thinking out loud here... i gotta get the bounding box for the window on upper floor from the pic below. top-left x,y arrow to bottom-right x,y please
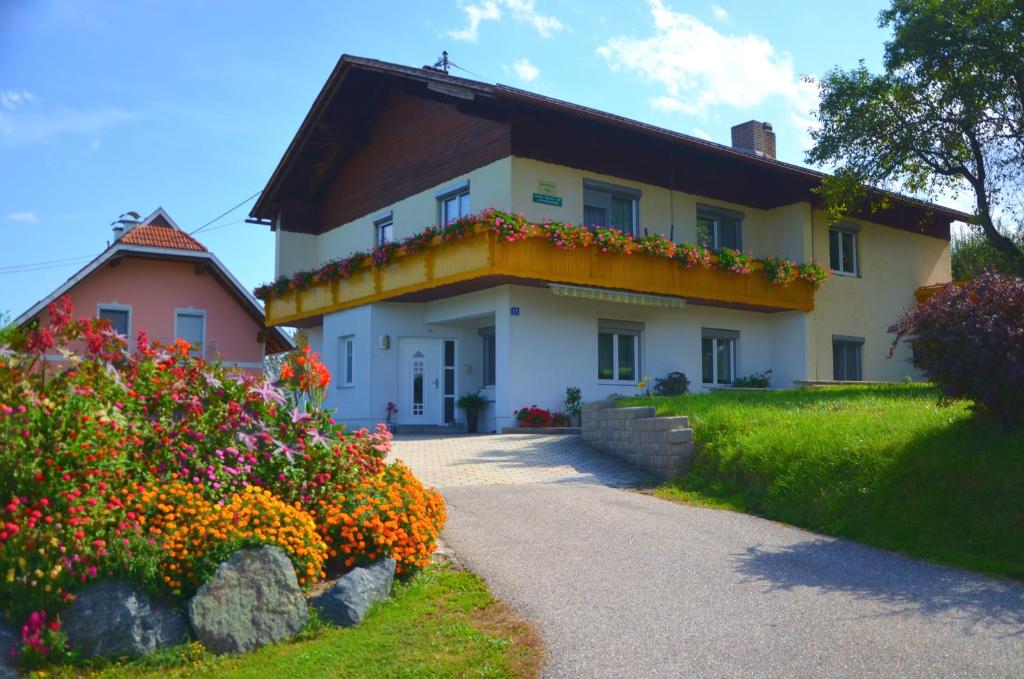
479,326 -> 496,387
438,182 -> 471,225
696,205 -> 743,250
598,319 -> 642,383
97,304 -> 130,337
583,179 -> 640,236
832,336 -> 863,381
338,335 -> 354,387
374,213 -> 393,247
702,328 -> 738,385
829,223 -> 859,276
175,309 -> 206,358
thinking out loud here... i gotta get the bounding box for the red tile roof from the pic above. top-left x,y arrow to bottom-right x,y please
120,222 -> 207,252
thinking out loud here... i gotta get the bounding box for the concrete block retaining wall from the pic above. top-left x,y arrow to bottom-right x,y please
580,400 -> 694,479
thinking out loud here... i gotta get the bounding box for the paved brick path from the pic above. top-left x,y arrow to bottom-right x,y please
390,433 -> 648,489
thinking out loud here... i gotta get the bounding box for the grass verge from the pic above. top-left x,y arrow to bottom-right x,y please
40,565 -> 543,679
622,384 -> 1024,579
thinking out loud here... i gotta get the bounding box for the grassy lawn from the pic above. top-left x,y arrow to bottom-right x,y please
622,384 -> 1024,579
40,565 -> 543,679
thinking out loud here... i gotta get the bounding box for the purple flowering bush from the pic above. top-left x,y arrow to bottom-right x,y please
889,271 -> 1024,426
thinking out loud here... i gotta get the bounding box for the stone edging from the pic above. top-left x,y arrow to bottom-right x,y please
580,400 -> 693,478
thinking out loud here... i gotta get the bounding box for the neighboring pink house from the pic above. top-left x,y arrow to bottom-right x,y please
16,208 -> 293,372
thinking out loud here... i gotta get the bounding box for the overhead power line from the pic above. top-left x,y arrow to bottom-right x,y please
190,190 -> 262,235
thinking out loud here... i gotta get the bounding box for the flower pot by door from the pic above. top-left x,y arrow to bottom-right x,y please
466,410 -> 479,434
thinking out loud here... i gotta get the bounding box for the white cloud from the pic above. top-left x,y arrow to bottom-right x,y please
449,0 -> 564,42
510,57 -> 540,82
8,211 -> 39,224
598,0 -> 818,131
710,4 -> 729,22
0,100 -> 135,147
1,90 -> 37,111
692,127 -> 712,140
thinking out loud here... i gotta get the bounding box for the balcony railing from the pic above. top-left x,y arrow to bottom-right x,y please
264,230 -> 817,326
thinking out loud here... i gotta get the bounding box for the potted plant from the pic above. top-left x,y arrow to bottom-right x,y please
456,391 -> 489,434
385,401 -> 398,432
564,386 -> 582,426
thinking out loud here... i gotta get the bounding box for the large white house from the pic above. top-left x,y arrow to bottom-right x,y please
250,55 -> 964,432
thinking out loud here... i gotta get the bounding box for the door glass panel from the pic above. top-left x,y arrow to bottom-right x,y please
584,205 -> 608,227
610,196 -> 634,234
702,338 -> 714,383
696,217 -> 716,247
717,339 -> 733,384
412,350 -> 425,416
617,334 -> 636,382
598,333 -> 614,379
443,340 -> 456,424
719,218 -> 741,249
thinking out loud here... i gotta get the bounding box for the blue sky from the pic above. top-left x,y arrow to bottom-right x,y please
1,0 -> 906,317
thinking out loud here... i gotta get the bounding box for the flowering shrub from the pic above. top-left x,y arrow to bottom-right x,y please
136,483 -> 328,595
674,242 -> 713,269
254,209 -> 829,301
0,299 -> 444,665
889,271 -> 1024,426
762,257 -> 798,286
316,462 -> 446,574
716,248 -> 754,275
544,221 -> 593,250
513,405 -> 570,427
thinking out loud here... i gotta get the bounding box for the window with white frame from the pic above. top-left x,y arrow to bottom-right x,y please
338,336 -> 354,387
702,328 -> 738,385
832,335 -> 863,381
438,182 -> 470,225
479,327 -> 496,387
97,304 -> 130,337
374,213 -> 393,247
829,223 -> 859,275
583,179 -> 640,235
696,205 -> 743,250
175,310 -> 205,358
598,319 -> 642,382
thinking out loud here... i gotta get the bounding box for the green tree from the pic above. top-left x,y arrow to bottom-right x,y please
952,229 -> 1024,280
807,0 -> 1024,274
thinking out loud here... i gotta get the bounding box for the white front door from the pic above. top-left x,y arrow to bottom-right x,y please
399,339 -> 440,425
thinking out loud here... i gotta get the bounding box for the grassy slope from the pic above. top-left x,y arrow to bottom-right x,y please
622,385 -> 1024,579
44,566 -> 543,679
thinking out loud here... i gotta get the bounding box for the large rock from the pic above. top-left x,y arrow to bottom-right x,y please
188,545 -> 308,654
310,558 -> 396,627
62,581 -> 190,659
0,623 -> 18,679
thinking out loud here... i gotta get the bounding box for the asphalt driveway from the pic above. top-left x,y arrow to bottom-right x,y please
392,434 -> 1024,678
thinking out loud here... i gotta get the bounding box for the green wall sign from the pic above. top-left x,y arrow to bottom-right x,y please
532,193 -> 563,207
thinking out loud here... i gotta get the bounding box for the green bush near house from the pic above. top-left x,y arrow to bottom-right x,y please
621,385 -> 1024,579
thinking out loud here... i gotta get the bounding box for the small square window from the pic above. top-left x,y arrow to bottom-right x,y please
438,184 -> 470,225
97,306 -> 130,337
175,310 -> 205,358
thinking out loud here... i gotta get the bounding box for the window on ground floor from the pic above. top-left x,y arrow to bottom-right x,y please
832,335 -> 864,381
598,319 -> 642,382
175,309 -> 206,358
702,328 -> 738,385
338,335 -> 354,387
479,326 -> 496,387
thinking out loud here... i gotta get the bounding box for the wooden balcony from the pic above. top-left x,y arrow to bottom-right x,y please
265,230 -> 817,326
915,282 -> 961,304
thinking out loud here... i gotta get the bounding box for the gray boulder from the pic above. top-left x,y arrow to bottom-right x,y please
310,558 -> 396,627
0,623 -> 18,679
62,581 -> 190,659
188,545 -> 308,654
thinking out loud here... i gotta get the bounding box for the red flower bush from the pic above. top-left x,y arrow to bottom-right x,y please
0,298 -> 445,666
889,271 -> 1024,426
513,405 -> 571,427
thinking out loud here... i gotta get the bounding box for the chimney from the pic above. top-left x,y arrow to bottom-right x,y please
111,211 -> 141,241
731,120 -> 776,159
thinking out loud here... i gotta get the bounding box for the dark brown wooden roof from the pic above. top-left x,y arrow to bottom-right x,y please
251,55 -> 971,240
